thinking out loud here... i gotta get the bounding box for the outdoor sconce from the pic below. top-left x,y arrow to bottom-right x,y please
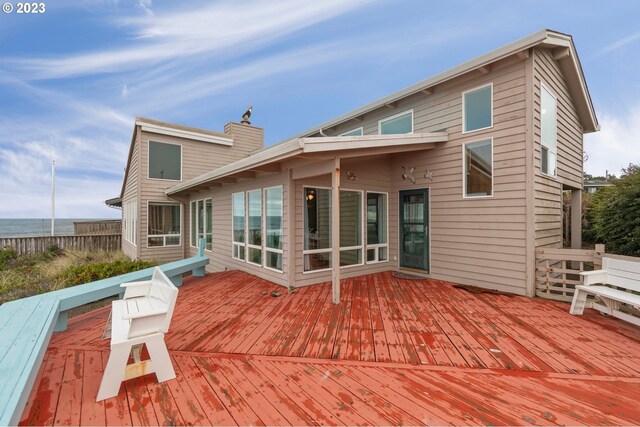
347,170 -> 357,181
401,166 -> 416,184
306,189 -> 315,201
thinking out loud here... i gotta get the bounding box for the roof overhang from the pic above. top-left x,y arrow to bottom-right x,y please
135,117 -> 233,146
277,29 -> 598,141
166,132 -> 447,196
105,197 -> 122,208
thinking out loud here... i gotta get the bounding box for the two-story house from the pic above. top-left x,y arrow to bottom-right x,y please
109,29 -> 598,301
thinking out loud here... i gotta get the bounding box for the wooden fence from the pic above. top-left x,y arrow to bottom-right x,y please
0,234 -> 121,255
74,220 -> 121,235
535,244 -> 605,302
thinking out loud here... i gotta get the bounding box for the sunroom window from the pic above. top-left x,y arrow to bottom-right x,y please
304,188 -> 332,271
541,84 -> 558,176
339,190 -> 363,266
463,84 -> 492,133
464,139 -> 493,197
379,110 -> 413,134
148,141 -> 181,180
123,200 -> 137,246
247,190 -> 262,266
148,202 -> 181,247
232,192 -> 245,260
265,186 -> 283,271
190,199 -> 212,250
366,192 -> 388,263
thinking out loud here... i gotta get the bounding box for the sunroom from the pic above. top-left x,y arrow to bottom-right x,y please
166,132 -> 448,302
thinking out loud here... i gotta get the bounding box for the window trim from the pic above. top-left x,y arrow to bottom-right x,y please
378,109 -> 414,135
246,189 -> 263,267
540,82 -> 558,179
302,186 -> 365,274
462,138 -> 494,199
365,191 -> 389,265
231,191 -> 246,262
147,140 -> 183,182
190,198 -> 212,252
340,126 -> 364,137
263,185 -> 284,274
146,200 -> 182,248
123,199 -> 137,247
461,82 -> 493,134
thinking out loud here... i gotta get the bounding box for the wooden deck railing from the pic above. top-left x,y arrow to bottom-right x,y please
0,240 -> 208,427
0,234 -> 121,255
535,244 -> 605,302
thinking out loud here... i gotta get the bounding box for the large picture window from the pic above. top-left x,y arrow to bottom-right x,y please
304,187 -> 332,271
190,199 -> 212,250
464,139 -> 493,198
247,190 -> 262,266
148,202 -> 181,247
340,190 -> 363,267
379,110 -> 413,135
541,84 -> 558,177
148,141 -> 181,180
123,200 -> 137,246
265,186 -> 283,272
366,192 -> 388,263
232,192 -> 245,260
463,83 -> 493,133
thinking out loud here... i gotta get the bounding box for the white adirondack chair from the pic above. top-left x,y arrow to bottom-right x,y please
97,267 -> 179,401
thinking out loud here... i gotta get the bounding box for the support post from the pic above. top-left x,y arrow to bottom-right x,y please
570,189 -> 582,249
331,157 -> 341,304
54,310 -> 68,332
287,169 -> 296,288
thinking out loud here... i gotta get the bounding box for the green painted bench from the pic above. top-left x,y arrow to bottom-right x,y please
0,241 -> 208,426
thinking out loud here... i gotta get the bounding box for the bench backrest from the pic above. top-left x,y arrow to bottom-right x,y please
602,257 -> 640,292
148,267 -> 179,333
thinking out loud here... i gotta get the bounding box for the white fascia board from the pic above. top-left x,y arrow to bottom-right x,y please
300,132 -> 448,153
137,121 -> 234,146
166,139 -> 303,195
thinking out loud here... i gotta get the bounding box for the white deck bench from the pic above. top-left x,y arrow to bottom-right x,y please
570,256 -> 640,326
97,267 -> 179,401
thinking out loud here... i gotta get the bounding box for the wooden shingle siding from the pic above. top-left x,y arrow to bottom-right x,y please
532,48 -> 584,250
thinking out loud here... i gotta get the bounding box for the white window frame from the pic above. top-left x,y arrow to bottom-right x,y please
462,138 -> 494,199
190,198 -> 212,251
365,191 -> 389,264
302,186 -> 365,274
340,126 -> 364,137
146,201 -> 182,248
246,189 -> 263,267
264,185 -> 284,273
540,82 -> 558,178
232,192 -> 246,261
147,140 -> 183,182
462,82 -> 493,134
123,199 -> 137,247
378,109 -> 414,135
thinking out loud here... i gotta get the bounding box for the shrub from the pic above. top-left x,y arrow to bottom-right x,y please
0,247 -> 17,271
59,259 -> 155,287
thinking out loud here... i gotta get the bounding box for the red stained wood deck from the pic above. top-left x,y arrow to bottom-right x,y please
20,270 -> 640,426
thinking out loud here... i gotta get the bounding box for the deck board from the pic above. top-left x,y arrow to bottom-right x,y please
19,270 -> 640,426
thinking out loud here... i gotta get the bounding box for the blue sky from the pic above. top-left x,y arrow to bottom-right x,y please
0,0 -> 638,218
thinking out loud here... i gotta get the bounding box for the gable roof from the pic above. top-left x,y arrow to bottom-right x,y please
276,28 -> 598,143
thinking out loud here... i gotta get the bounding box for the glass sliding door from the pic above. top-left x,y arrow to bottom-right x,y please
399,189 -> 429,271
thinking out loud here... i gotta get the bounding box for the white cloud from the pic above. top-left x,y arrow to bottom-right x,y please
593,30 -> 640,57
584,106 -> 640,177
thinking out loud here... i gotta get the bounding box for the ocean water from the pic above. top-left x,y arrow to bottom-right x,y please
0,219 -> 110,238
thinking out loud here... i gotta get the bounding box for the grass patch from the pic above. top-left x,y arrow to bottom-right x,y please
0,248 -> 156,304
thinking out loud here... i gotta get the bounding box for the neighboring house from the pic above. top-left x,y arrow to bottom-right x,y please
108,29 -> 598,299
584,179 -> 613,193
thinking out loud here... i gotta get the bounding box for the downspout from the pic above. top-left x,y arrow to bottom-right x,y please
318,128 -> 328,137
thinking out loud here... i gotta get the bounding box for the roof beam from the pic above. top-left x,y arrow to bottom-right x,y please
384,101 -> 397,109
248,163 -> 281,173
478,65 -> 491,75
516,49 -> 530,60
421,87 -> 433,95
552,47 -> 570,60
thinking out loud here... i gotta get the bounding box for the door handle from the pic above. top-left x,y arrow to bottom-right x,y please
424,226 -> 429,236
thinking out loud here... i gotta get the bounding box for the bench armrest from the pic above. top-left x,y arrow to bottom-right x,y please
120,280 -> 151,299
122,308 -> 168,320
580,270 -> 608,286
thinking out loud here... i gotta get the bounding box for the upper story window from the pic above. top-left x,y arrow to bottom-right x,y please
341,127 -> 363,136
463,83 -> 493,133
540,84 -> 558,177
379,110 -> 413,135
464,139 -> 493,198
148,141 -> 181,180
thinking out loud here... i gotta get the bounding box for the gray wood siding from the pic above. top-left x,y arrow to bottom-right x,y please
135,123 -> 263,263
121,130 -> 140,260
532,48 -> 584,250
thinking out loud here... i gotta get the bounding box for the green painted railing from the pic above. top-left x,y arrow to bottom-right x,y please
0,240 -> 208,427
